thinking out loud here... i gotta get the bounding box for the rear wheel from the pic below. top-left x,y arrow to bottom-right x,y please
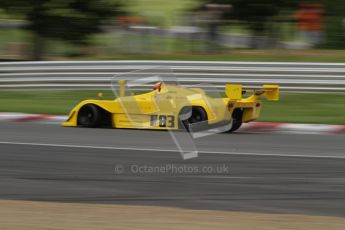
228,109 -> 243,132
77,104 -> 102,128
179,107 -> 207,131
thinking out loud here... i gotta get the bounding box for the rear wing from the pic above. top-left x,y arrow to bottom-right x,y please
225,84 -> 279,101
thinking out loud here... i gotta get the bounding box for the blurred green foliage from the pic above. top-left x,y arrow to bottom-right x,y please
0,0 -> 125,60
323,0 -> 345,49
126,0 -> 198,26
200,0 -> 345,49
198,0 -> 298,35
0,0 -> 344,60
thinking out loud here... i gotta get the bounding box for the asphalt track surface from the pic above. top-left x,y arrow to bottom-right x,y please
0,122 -> 345,217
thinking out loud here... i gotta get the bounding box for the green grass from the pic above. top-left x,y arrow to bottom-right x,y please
0,91 -> 344,124
0,90 -> 114,115
87,50 -> 345,62
260,93 -> 345,124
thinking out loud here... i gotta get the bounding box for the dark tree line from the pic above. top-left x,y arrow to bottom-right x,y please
0,0 -> 125,60
199,0 -> 297,34
198,0 -> 345,49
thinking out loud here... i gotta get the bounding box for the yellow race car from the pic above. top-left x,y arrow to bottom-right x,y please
63,81 -> 279,133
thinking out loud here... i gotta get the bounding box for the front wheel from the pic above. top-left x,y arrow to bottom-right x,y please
77,104 -> 102,128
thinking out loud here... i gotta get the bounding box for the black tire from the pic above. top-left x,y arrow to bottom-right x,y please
179,106 -> 207,131
228,109 -> 243,132
77,104 -> 102,128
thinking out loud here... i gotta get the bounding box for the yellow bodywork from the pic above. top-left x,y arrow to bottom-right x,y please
62,82 -> 279,130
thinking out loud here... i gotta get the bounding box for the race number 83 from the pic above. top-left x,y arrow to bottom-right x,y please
150,115 -> 175,127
